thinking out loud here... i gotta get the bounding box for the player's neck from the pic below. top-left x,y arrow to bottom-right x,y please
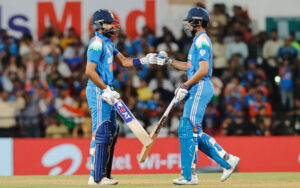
195,28 -> 206,36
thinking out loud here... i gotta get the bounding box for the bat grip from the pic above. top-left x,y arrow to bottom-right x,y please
163,97 -> 176,116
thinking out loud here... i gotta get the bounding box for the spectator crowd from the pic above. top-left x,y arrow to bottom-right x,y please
0,3 -> 299,138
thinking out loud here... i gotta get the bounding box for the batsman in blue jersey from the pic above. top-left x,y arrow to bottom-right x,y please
158,7 -> 240,185
85,9 -> 157,185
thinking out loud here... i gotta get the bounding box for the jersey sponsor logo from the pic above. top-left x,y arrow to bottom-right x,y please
108,56 -> 113,64
88,36 -> 102,52
114,101 -> 134,123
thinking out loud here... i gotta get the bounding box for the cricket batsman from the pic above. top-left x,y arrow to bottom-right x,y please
85,9 -> 156,185
157,7 -> 240,185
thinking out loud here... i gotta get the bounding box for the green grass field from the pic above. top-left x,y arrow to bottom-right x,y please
0,173 -> 300,188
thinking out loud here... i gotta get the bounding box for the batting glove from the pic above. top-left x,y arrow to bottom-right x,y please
174,83 -> 189,103
102,87 -> 120,105
140,53 -> 157,65
157,51 -> 173,66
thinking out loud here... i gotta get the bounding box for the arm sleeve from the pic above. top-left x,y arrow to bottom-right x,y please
195,36 -> 211,62
113,47 -> 119,56
87,37 -> 103,64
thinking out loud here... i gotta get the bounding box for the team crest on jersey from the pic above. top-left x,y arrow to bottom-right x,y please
88,36 -> 102,52
200,49 -> 206,56
195,34 -> 210,50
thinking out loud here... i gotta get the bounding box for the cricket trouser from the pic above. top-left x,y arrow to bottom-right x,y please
183,79 -> 213,126
86,86 -> 117,178
182,79 -> 231,170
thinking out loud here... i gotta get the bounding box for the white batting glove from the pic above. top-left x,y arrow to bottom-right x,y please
140,53 -> 157,65
102,87 -> 120,105
157,51 -> 173,66
174,84 -> 189,103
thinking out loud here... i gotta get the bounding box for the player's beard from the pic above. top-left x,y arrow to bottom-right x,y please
183,22 -> 198,37
103,24 -> 120,40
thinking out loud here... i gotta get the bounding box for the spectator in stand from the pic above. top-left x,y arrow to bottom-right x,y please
249,90 -> 272,117
208,4 -> 227,42
244,86 -> 257,107
279,58 -> 294,110
240,23 -> 252,44
248,35 -> 263,65
60,27 -> 79,50
19,33 -> 34,59
0,90 -> 25,137
276,38 -> 298,65
245,59 -> 258,82
0,36 -> 19,56
226,31 -> 248,61
262,29 -> 283,80
137,79 -> 153,101
212,35 -> 227,77
155,26 -> 176,47
225,110 -> 249,136
149,68 -> 174,93
230,5 -> 250,25
114,31 -> 134,56
133,25 -> 155,56
224,77 -> 247,102
221,54 -> 245,82
19,91 -> 42,137
252,106 -> 272,136
156,33 -> 179,55
290,32 -> 300,52
63,39 -> 84,69
45,119 -> 69,138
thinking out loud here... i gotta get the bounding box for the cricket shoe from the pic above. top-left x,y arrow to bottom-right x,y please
88,176 -> 118,185
173,176 -> 198,185
220,154 -> 240,182
88,176 -> 98,185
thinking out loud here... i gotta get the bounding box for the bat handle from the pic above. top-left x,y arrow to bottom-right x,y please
112,97 -> 119,105
163,97 -> 176,116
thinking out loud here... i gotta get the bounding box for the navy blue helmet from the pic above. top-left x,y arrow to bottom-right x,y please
91,9 -> 118,30
184,7 -> 210,23
91,9 -> 119,38
183,7 -> 209,36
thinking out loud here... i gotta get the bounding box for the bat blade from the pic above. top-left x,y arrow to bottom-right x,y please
139,98 -> 176,162
114,99 -> 152,146
139,115 -> 167,162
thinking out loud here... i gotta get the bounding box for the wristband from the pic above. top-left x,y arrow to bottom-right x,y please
180,83 -> 189,90
133,58 -> 142,67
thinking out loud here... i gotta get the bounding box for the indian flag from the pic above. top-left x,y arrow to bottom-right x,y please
57,103 -> 87,129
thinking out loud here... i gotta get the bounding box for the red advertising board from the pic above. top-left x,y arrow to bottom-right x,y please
13,137 -> 300,175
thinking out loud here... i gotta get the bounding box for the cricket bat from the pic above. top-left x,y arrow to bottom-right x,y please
113,98 -> 153,146
138,97 -> 176,162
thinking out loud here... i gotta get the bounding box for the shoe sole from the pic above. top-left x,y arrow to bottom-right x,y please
173,181 -> 198,185
221,157 -> 240,182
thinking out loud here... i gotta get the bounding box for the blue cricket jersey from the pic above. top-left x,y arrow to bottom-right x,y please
187,31 -> 213,86
86,32 -> 119,87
